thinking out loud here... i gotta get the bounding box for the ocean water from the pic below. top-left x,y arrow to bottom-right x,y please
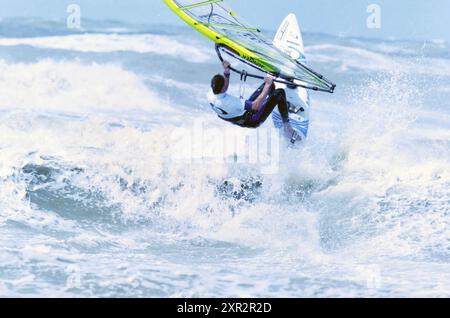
0,18 -> 449,297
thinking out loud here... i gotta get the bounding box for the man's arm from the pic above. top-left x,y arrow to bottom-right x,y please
250,75 -> 274,112
223,60 -> 231,92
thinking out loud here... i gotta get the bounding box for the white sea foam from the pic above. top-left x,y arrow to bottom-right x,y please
0,59 -> 175,114
307,43 -> 450,75
0,33 -> 210,63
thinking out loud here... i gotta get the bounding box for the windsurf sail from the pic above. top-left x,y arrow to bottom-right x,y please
163,0 -> 336,93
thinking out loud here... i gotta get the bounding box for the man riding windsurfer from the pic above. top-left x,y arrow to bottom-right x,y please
208,60 -> 298,140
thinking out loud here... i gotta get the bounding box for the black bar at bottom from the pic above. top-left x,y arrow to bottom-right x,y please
0,298 -> 440,316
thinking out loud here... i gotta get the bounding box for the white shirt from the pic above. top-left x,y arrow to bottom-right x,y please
207,91 -> 246,120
